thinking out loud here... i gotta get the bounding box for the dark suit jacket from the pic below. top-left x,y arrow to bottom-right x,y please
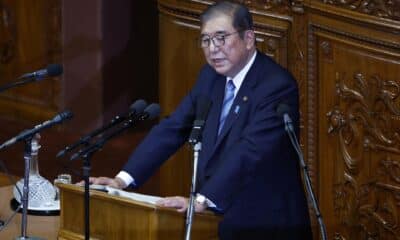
123,51 -> 312,239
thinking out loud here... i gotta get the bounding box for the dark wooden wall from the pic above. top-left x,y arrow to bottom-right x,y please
0,0 -> 159,194
157,0 -> 400,239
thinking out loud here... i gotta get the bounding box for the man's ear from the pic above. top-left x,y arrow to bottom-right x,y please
244,30 -> 256,49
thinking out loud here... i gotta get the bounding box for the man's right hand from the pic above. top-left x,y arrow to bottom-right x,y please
78,176 -> 127,189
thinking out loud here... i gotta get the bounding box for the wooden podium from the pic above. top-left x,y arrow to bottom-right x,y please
57,184 -> 221,240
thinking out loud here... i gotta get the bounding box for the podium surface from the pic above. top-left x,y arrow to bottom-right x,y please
58,184 -> 221,240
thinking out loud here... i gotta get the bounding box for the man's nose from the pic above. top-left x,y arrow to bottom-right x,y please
209,40 -> 220,52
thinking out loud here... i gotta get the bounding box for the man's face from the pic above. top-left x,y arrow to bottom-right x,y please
200,15 -> 254,78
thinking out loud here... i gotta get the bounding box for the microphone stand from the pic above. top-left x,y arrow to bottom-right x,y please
72,118 -> 137,240
283,118 -> 327,240
82,153 -> 93,240
0,78 -> 37,93
184,142 -> 201,240
15,137 -> 44,240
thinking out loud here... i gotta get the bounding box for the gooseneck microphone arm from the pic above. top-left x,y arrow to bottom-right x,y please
57,99 -> 147,158
185,96 -> 211,240
277,104 -> 327,240
70,103 -> 160,161
0,110 -> 73,151
0,78 -> 36,93
0,64 -> 63,93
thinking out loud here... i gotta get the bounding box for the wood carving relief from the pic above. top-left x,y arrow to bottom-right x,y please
237,0 -> 300,14
327,72 -> 400,239
0,2 -> 16,64
191,0 -> 304,14
322,0 -> 400,21
256,33 -> 287,64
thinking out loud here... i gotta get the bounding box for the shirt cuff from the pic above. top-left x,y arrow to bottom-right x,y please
196,193 -> 217,208
116,171 -> 136,187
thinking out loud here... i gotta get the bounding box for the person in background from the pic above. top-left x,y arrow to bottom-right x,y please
90,1 -> 312,239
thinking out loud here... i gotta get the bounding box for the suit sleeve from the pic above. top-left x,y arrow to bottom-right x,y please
122,65 -> 215,187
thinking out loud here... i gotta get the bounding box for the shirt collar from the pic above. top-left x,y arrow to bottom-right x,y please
227,51 -> 257,95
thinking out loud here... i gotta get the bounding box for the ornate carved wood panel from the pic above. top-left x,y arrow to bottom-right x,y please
308,12 -> 400,239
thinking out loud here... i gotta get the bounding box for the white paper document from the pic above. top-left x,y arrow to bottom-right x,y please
105,186 -> 162,205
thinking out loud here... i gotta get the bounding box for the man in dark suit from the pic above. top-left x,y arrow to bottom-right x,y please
91,1 -> 312,239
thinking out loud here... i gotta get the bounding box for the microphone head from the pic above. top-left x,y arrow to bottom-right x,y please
46,64 -> 63,77
276,103 -> 290,117
129,99 -> 147,115
143,103 -> 161,120
53,110 -> 73,123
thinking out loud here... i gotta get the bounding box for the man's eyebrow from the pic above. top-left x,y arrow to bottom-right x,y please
214,30 -> 227,35
200,30 -> 228,37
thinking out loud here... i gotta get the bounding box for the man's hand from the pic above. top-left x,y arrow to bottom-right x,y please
156,196 -> 207,213
77,176 -> 127,189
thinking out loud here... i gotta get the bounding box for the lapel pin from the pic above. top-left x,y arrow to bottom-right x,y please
234,105 -> 240,114
243,96 -> 248,102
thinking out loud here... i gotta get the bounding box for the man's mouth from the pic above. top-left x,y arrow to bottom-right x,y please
212,58 -> 225,66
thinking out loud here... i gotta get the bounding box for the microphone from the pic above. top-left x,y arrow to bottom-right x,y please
70,103 -> 161,161
18,64 -> 63,80
0,64 -> 63,93
138,103 -> 161,120
276,102 -> 328,240
0,110 -> 73,151
57,99 -> 147,158
188,96 -> 212,145
276,103 -> 294,132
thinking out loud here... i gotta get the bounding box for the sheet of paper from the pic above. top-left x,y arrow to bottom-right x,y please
105,186 -> 162,205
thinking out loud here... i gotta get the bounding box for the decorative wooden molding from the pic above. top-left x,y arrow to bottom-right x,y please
306,22 -> 319,192
311,23 -> 400,50
321,0 -> 400,22
320,40 -> 332,59
159,0 -> 303,23
215,0 -> 304,14
158,2 -> 202,22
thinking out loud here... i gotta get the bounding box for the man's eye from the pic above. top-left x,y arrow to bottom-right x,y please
214,35 -> 225,41
201,38 -> 211,43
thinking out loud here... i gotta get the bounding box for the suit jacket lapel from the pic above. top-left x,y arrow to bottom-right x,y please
198,74 -> 225,172
213,77 -> 251,148
199,51 -> 262,175
213,51 -> 261,149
